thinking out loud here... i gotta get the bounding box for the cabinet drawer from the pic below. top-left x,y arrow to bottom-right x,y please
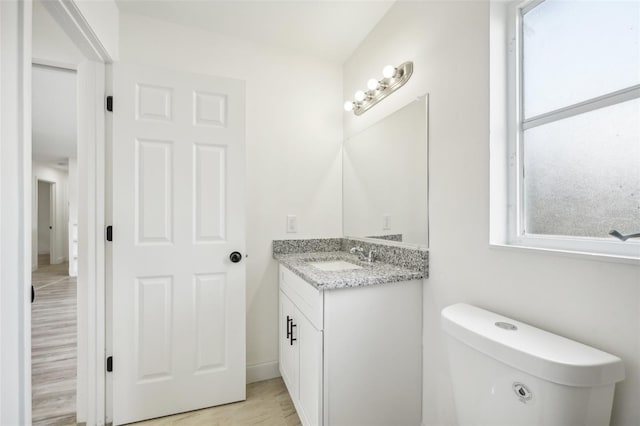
279,265 -> 323,330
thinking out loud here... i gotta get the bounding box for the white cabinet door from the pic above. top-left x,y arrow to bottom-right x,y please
279,290 -> 299,399
298,313 -> 322,426
112,63 -> 246,425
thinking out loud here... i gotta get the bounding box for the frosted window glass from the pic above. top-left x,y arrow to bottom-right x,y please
523,98 -> 640,238
523,0 -> 640,118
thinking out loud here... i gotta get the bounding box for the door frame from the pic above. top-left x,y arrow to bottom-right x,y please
44,2 -> 113,424
0,1 -> 113,424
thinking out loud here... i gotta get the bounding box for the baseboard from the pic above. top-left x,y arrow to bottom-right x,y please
246,361 -> 280,384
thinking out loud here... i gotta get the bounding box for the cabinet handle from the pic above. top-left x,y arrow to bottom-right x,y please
286,315 -> 292,339
289,322 -> 297,346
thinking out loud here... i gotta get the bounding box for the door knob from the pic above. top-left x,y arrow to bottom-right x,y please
229,251 -> 242,263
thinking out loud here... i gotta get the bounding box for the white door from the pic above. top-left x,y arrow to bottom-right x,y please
112,63 -> 246,425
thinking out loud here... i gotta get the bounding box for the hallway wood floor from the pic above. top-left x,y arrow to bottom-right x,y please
32,255 -> 76,426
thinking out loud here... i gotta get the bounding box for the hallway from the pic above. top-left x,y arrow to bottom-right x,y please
31,256 -> 76,426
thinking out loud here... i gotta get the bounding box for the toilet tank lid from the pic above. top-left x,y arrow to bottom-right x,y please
441,303 -> 625,387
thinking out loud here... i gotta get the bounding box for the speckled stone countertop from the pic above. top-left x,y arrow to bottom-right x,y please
273,238 -> 428,290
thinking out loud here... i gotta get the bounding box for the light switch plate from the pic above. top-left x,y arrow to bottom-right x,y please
287,215 -> 298,233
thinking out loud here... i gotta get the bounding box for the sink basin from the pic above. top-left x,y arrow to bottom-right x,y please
308,260 -> 363,272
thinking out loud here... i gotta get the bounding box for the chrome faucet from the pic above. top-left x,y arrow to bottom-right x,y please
350,246 -> 376,263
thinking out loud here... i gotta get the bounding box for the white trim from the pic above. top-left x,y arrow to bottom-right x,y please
489,243 -> 640,266
75,60 -> 107,426
246,361 -> 281,384
32,59 -> 77,73
520,0 -> 545,16
0,1 -> 32,424
513,234 -> 640,260
522,84 -> 640,130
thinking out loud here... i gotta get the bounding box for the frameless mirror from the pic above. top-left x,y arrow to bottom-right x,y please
343,95 -> 428,247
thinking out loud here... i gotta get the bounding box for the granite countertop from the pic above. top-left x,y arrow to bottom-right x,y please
274,251 -> 425,291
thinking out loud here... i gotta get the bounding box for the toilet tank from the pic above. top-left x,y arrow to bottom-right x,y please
441,303 -> 625,426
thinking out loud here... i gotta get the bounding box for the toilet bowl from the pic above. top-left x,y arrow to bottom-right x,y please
441,303 -> 625,426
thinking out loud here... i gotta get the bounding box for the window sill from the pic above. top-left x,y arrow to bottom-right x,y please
489,242 -> 640,266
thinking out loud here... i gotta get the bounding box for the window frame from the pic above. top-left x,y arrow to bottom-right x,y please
505,0 -> 640,259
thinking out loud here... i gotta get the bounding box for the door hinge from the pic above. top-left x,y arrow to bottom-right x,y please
106,96 -> 113,112
106,356 -> 113,372
106,225 -> 113,242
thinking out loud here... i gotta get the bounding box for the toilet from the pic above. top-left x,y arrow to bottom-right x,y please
441,303 -> 625,426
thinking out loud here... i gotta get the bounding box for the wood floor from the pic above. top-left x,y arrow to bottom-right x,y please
131,378 -> 301,426
32,255 -> 77,426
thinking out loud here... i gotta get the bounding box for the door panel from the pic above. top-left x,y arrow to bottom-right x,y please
135,139 -> 173,244
193,144 -> 226,242
112,63 -> 246,425
136,276 -> 173,382
298,314 -> 322,426
193,273 -> 226,372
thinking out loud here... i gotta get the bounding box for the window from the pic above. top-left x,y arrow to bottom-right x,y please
503,0 -> 640,258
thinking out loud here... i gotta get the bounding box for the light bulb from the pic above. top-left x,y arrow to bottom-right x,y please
343,101 -> 354,112
354,90 -> 366,102
382,65 -> 396,79
367,78 -> 379,91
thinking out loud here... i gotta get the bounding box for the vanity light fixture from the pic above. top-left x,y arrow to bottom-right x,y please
344,61 -> 414,116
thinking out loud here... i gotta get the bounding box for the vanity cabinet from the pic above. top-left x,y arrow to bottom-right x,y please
278,265 -> 422,426
279,289 -> 323,426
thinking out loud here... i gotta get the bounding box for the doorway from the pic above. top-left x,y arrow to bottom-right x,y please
0,0 -> 111,423
36,180 -> 55,266
31,1 -> 80,423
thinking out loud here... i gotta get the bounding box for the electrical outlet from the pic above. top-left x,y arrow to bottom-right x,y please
287,215 -> 298,233
382,214 -> 391,230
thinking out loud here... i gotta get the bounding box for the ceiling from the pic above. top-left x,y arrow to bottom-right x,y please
115,0 -> 395,62
32,65 -> 77,164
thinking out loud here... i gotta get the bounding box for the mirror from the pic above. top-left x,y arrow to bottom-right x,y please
343,96 -> 428,247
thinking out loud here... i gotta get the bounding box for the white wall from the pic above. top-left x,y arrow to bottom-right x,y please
32,65 -> 77,163
32,162 -> 69,268
343,2 -> 640,425
73,0 -> 119,60
32,0 -> 84,67
33,0 -> 118,64
118,14 -> 343,379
